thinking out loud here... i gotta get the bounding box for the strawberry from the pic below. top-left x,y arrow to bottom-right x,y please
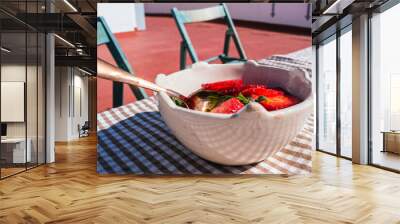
241,84 -> 267,90
211,98 -> 244,114
249,94 -> 260,100
201,79 -> 243,94
259,95 -> 299,111
242,87 -> 284,98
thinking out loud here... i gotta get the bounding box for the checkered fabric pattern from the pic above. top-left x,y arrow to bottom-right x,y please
97,50 -> 313,175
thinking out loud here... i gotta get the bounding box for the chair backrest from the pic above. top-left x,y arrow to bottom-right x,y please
97,17 -> 147,108
173,5 -> 226,24
171,3 -> 247,69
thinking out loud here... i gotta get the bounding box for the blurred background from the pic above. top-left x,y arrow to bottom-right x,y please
97,3 -> 312,112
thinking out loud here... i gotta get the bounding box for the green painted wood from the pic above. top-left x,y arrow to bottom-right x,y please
178,5 -> 226,23
204,55 -> 221,63
97,17 -> 148,107
219,55 -> 247,64
97,22 -> 110,46
172,8 -> 199,70
222,3 -> 247,60
179,41 -> 187,70
172,3 -> 247,70
223,29 -> 232,56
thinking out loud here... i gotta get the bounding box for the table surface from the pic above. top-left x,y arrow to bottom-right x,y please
1,138 -> 27,143
381,131 -> 400,134
97,48 -> 314,175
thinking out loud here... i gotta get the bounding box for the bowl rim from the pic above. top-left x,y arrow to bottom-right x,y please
156,60 -> 313,119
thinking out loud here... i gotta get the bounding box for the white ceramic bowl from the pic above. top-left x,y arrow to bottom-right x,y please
155,60 -> 313,165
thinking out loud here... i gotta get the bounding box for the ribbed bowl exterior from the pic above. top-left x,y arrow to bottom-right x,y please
156,61 -> 313,165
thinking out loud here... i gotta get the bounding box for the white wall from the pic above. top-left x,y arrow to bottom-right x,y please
0,65 -> 40,138
1,63 -> 46,164
54,67 -> 89,141
352,14 -> 369,164
1,65 -> 26,139
144,3 -> 311,28
98,3 -> 146,33
1,82 -> 25,122
46,3 -> 55,164
72,73 -> 89,138
54,66 -> 69,141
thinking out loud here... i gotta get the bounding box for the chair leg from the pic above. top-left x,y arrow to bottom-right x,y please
222,4 -> 247,60
232,31 -> 247,60
223,30 -> 232,57
180,41 -> 187,70
112,81 -> 123,108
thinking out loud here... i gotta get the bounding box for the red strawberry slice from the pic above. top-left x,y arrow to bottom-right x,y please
211,98 -> 244,114
249,94 -> 260,100
241,84 -> 267,90
259,95 -> 299,111
201,79 -> 243,94
242,87 -> 284,98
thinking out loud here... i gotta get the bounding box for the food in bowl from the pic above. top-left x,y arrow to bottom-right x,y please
171,79 -> 300,114
156,61 -> 313,165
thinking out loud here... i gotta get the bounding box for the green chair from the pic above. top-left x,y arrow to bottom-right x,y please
171,3 -> 247,70
97,16 -> 147,108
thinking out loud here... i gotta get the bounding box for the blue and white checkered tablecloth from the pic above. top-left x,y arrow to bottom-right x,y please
97,51 -> 314,175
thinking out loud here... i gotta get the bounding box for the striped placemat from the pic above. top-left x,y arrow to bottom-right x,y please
97,54 -> 313,175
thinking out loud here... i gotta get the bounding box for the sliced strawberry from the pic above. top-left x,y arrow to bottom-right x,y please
201,79 -> 243,94
241,84 -> 267,90
248,94 -> 260,100
242,87 -> 284,98
211,98 -> 244,114
259,95 -> 299,111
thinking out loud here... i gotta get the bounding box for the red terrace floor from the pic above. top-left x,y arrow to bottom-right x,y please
97,16 -> 311,112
